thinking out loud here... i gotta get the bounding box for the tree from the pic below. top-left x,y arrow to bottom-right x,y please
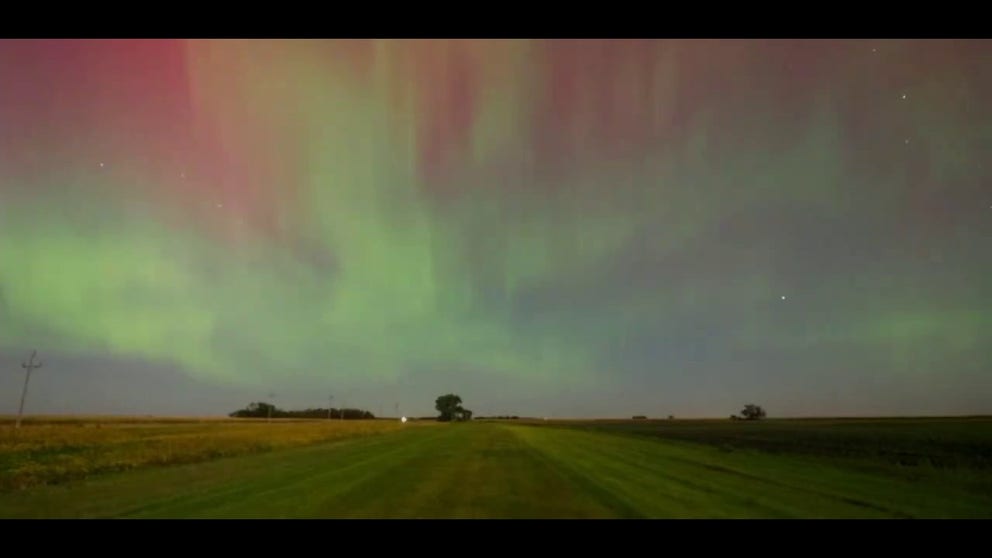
740,404 -> 766,421
435,393 -> 472,422
435,394 -> 462,422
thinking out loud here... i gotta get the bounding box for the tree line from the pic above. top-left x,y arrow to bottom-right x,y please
229,401 -> 375,420
231,396 -> 766,422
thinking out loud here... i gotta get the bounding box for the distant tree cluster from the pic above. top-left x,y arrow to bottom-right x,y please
476,415 -> 520,420
731,404 -> 767,421
229,401 -> 375,420
435,394 -> 473,422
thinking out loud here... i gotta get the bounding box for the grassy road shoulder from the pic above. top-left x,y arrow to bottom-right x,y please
0,419 -> 412,491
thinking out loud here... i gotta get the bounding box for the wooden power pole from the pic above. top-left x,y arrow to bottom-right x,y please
16,350 -> 42,429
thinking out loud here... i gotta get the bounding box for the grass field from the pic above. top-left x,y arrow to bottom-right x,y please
1,417 -> 990,518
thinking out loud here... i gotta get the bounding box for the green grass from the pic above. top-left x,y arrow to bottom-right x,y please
1,422 -> 990,518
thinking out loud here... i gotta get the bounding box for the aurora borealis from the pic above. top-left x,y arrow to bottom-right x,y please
1,39 -> 990,417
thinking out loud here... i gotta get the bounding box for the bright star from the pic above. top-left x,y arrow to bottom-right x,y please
781,296 -> 786,300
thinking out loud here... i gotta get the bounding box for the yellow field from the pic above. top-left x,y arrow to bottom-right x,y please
0,417 -> 426,492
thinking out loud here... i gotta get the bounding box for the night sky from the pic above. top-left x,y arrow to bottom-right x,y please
1,39 -> 989,418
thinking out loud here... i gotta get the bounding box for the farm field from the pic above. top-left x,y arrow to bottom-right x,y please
533,416 -> 992,475
1,418 -> 990,518
0,416 -> 415,492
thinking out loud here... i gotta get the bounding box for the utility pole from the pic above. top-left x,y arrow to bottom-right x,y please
267,391 -> 276,423
328,395 -> 333,420
16,350 -> 42,429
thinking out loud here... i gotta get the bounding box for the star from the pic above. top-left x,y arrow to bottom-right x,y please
905,138 -> 910,144
781,296 -> 787,300
872,48 -> 877,53
99,162 -> 104,167
180,172 -> 185,179
901,93 -> 907,100
217,203 -> 223,208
